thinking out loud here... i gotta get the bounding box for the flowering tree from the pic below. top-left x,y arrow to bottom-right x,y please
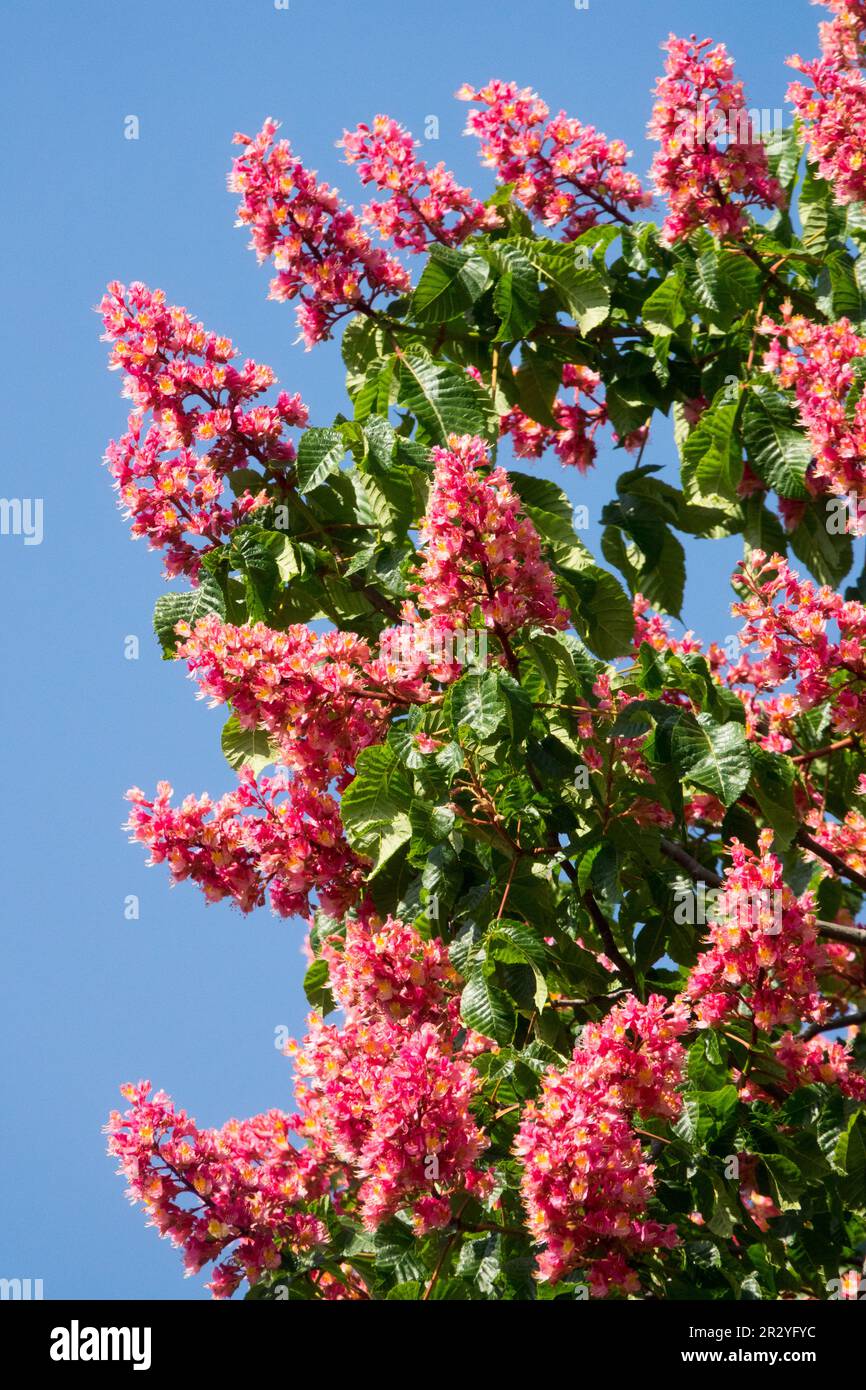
102,5 -> 866,1301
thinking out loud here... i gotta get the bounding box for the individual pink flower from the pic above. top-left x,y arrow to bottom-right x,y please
105,1082 -> 332,1298
340,115 -> 500,251
100,281 -> 308,577
458,79 -> 650,239
229,118 -> 410,346
412,433 -> 569,643
649,35 -> 785,244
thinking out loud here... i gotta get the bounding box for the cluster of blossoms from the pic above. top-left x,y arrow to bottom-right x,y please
762,309 -> 866,511
648,34 -> 786,243
458,79 -> 650,239
321,912 -> 458,1024
515,995 -> 687,1291
412,433 -> 568,638
775,1030 -> 866,1099
124,771 -> 364,919
500,364 -> 649,472
810,0 -> 866,67
729,552 -> 866,741
100,282 -> 308,577
106,1082 -> 332,1299
229,119 -> 410,347
340,116 -> 500,251
291,915 -> 489,1233
685,831 -> 830,1031
788,0 -> 866,205
176,618 -> 435,791
807,779 -> 866,879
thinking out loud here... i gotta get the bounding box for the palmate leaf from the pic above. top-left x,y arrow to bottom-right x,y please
296,426 -> 347,492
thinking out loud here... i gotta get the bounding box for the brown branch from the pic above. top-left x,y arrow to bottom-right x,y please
800,1009 -> 866,1043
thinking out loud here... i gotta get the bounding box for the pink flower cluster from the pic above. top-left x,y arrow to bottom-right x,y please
100,281 -> 308,577
685,831 -> 830,1031
106,1082 -> 331,1299
515,995 -> 687,1290
412,433 -> 568,639
729,552 -> 866,740
176,617 -> 435,792
501,364 -> 649,473
125,769 -> 364,920
648,35 -> 785,244
776,1030 -> 866,1099
788,1 -> 866,204
762,309 -> 866,510
458,79 -> 650,239
229,119 -> 410,347
291,915 -> 488,1232
812,0 -> 866,67
340,115 -> 499,252
321,912 -> 457,1024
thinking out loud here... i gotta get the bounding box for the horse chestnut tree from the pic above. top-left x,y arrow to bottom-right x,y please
101,5 -> 866,1302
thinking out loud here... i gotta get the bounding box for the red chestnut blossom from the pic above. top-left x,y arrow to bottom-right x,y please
412,433 -> 569,641
762,308 -> 866,512
788,0 -> 866,206
340,115 -> 500,251
501,364 -> 648,472
685,830 -> 830,1031
125,769 -> 365,919
321,913 -> 458,1025
100,281 -> 308,578
515,995 -> 686,1289
229,118 -> 410,347
105,1082 -> 332,1299
648,35 -> 785,244
176,617 -> 437,791
775,1029 -> 866,1098
729,552 -> 866,738
292,1013 -> 488,1232
458,79 -> 650,239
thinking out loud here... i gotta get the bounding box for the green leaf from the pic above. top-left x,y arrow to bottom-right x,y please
512,237 -> 610,332
641,272 -> 686,336
448,670 -> 507,741
296,427 -> 346,492
491,245 -> 541,340
341,742 -> 412,855
789,499 -> 854,588
671,712 -> 751,806
303,957 -> 334,1013
742,390 -> 811,500
221,715 -> 276,776
152,573 -> 226,659
410,246 -> 491,322
460,966 -> 516,1044
681,397 -> 742,504
397,354 -> 496,444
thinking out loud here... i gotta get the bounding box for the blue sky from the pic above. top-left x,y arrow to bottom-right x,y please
0,0 -> 826,1299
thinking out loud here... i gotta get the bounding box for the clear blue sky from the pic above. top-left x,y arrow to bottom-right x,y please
0,0 -> 825,1298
